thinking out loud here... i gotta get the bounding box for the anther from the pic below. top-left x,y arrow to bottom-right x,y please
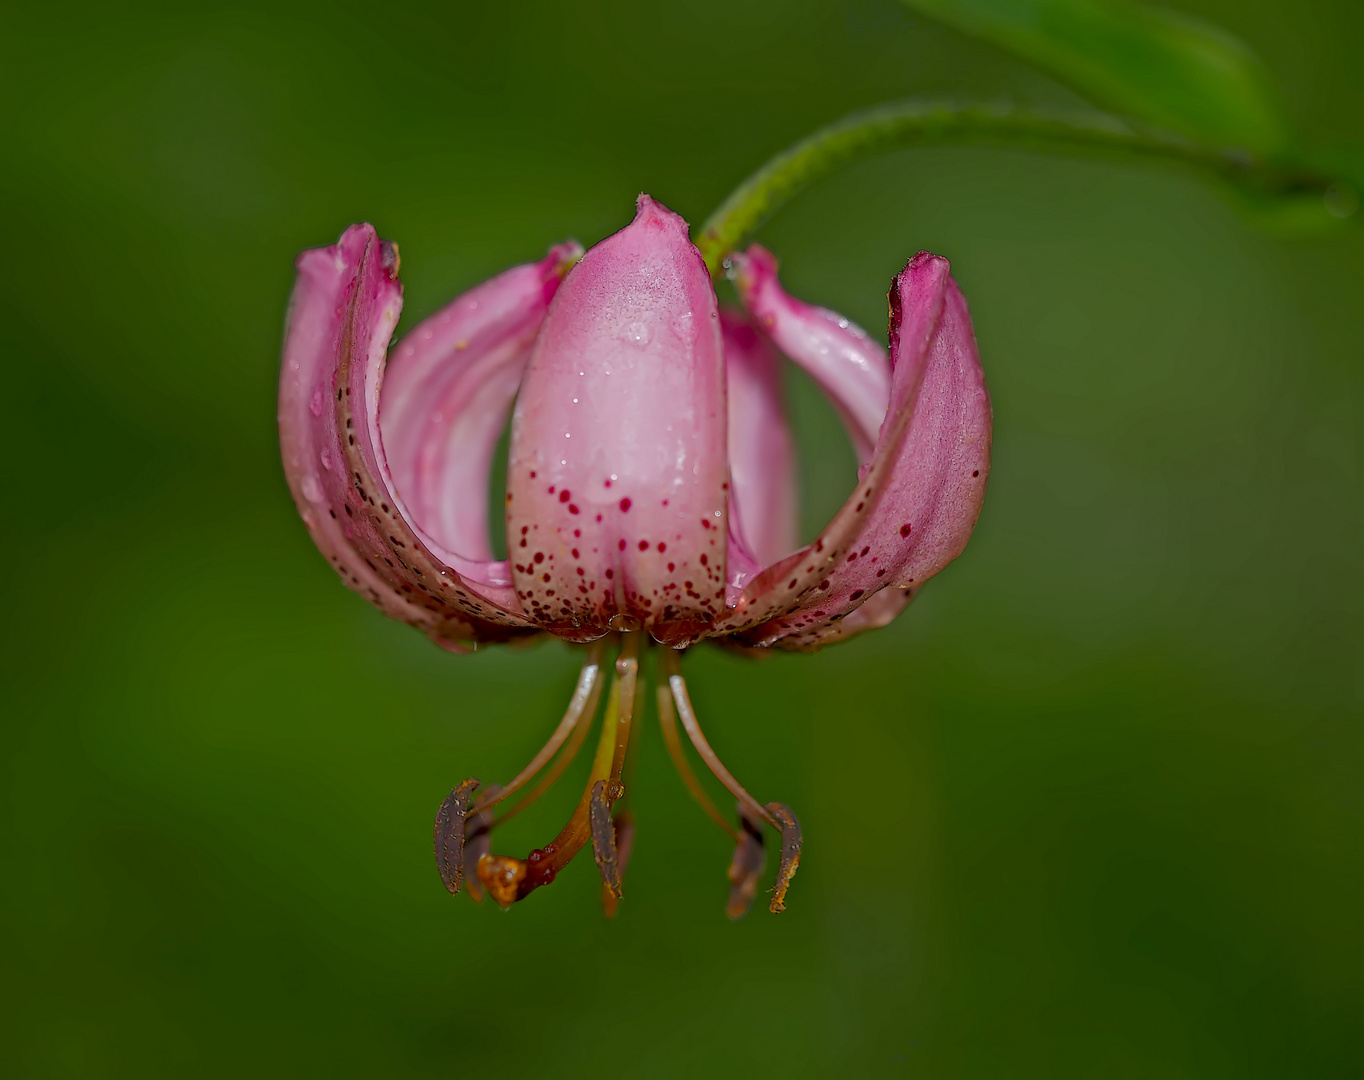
589,779 -> 622,900
765,803 -> 803,914
433,776 -> 481,895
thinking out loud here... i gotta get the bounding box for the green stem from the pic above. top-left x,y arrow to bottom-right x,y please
696,99 -> 1349,276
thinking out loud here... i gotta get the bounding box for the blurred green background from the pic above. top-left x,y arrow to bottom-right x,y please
3,0 -> 1362,1075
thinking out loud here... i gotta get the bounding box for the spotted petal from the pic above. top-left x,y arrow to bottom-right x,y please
279,224 -> 572,650
506,196 -> 729,646
717,250 -> 991,647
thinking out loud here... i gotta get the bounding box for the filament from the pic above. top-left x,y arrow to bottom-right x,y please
657,681 -> 737,839
660,649 -> 777,830
471,638 -> 606,817
477,633 -> 641,906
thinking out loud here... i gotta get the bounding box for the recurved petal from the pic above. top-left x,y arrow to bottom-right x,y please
722,308 -> 798,594
768,581 -> 914,652
737,253 -> 991,648
733,245 -> 890,463
380,243 -> 580,578
279,224 -> 539,650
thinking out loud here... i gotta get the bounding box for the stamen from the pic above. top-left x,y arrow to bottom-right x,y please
661,650 -> 778,830
660,648 -> 803,914
589,780 -> 621,898
587,635 -> 639,895
726,806 -> 767,919
765,802 -> 803,914
600,812 -> 634,918
494,679 -> 597,826
599,674 -> 645,916
433,776 -> 480,895
471,639 -> 607,817
657,682 -> 737,839
477,633 -> 641,907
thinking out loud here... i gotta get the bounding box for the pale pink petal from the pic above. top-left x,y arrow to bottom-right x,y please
733,245 -> 890,462
722,308 -> 798,596
380,243 -> 580,579
506,195 -> 728,646
730,253 -> 991,648
279,224 -> 540,650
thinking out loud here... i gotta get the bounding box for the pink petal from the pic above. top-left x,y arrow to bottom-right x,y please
715,252 -> 991,646
733,245 -> 891,462
380,242 -> 580,577
768,580 -> 915,652
278,224 -> 543,650
722,308 -> 798,595
506,195 -> 728,646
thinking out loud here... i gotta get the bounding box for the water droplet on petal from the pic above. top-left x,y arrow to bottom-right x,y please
309,387 -> 324,417
302,476 -> 323,503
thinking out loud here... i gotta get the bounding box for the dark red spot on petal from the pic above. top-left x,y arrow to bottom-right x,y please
849,589 -> 865,601
559,490 -> 570,503
619,498 -> 632,512
900,524 -> 912,538
638,540 -> 649,551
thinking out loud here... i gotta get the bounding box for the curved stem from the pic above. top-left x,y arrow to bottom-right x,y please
696,99 -> 1347,275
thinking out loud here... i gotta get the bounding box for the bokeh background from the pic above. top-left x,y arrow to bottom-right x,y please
4,0 -> 1362,1075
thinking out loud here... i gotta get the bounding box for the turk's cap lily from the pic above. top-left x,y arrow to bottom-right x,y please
278,195 -> 990,915
279,195 -> 990,653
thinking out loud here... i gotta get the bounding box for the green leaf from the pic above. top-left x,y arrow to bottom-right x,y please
900,0 -> 1289,154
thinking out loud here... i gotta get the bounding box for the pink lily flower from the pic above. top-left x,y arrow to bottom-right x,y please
279,195 -> 990,915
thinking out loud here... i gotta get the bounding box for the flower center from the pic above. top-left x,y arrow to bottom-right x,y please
432,634 -> 802,918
